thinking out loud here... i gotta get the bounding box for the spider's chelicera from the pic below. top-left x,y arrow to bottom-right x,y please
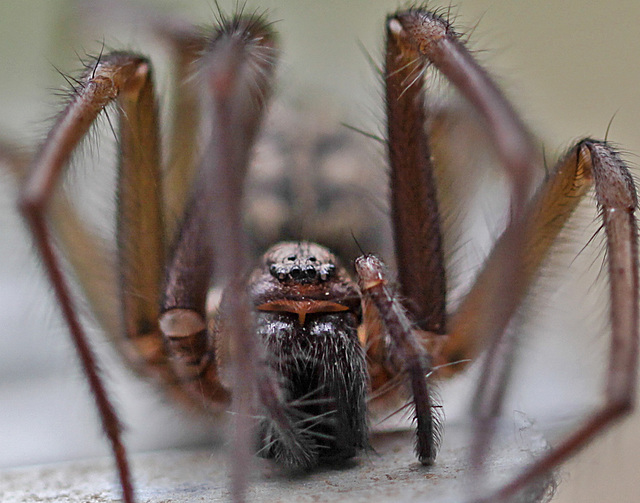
10,6 -> 638,503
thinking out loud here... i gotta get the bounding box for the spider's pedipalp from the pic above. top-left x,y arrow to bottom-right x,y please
356,254 -> 442,465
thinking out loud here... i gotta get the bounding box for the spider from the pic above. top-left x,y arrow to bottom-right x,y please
2,3 -> 638,503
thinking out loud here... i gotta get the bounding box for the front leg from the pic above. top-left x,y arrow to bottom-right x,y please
385,8 -> 447,336
158,14 -> 277,408
376,6 -> 542,469
155,15 -> 281,502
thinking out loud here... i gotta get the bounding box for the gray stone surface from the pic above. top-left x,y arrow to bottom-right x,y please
1,420 -> 554,503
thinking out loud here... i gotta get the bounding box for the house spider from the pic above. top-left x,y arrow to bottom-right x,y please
3,3 -> 638,503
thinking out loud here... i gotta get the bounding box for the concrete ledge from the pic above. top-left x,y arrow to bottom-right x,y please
0,419 -> 555,503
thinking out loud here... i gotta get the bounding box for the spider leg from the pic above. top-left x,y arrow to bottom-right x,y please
159,14 -> 276,406
362,16 -> 448,462
155,15 -> 287,501
448,140 -> 600,489
470,141 -> 638,502
385,8 -> 540,356
2,129 -> 157,381
19,52 -> 164,503
382,8 -> 542,467
388,9 -> 637,498
1,114 -> 122,354
384,10 -> 447,336
150,23 -> 209,241
443,143 -> 595,369
8,25 -> 227,408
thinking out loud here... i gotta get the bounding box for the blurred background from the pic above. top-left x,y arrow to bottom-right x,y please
1,1 -> 640,502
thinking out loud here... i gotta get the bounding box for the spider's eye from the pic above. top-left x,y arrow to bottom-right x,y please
304,266 -> 317,279
308,256 -> 317,262
289,266 -> 303,279
287,255 -> 297,261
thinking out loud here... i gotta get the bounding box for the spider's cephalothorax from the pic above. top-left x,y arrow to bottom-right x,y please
249,242 -> 368,468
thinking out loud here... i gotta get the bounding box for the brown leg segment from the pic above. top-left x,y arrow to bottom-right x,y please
19,53 -> 159,503
458,141 -> 597,483
152,25 -> 209,243
475,140 -> 638,502
159,13 -> 277,401
443,143 -> 595,370
386,8 -> 540,362
115,53 -> 167,380
384,11 -> 637,495
385,10 -> 447,335
385,8 -> 544,474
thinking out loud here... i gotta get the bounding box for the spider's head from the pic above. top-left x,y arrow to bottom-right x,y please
266,242 -> 337,284
250,241 -> 362,321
